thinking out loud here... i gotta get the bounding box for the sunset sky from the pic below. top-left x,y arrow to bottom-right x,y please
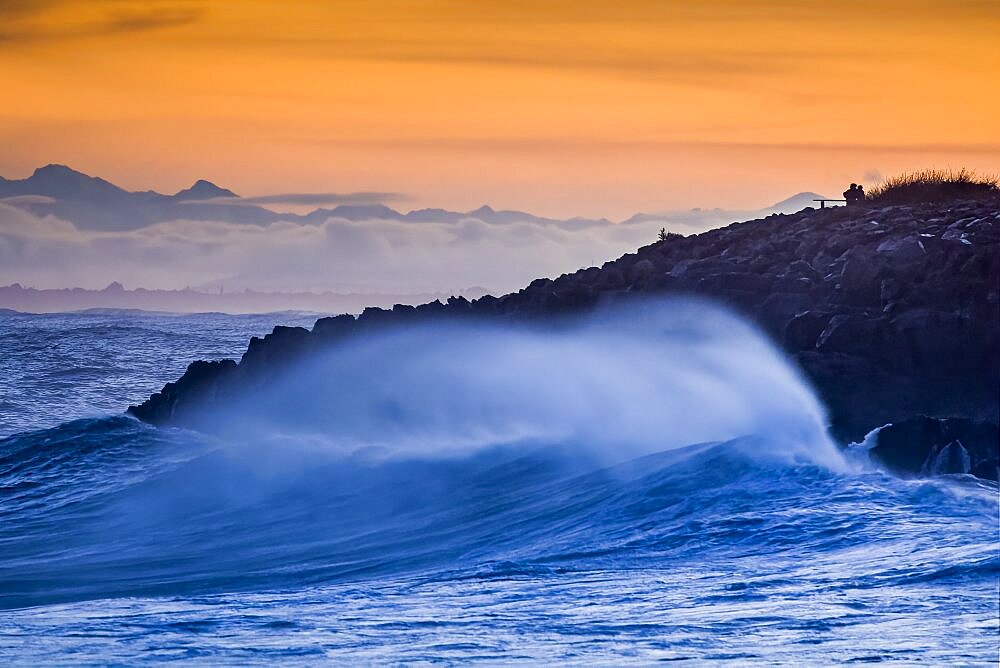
1,0 -> 998,217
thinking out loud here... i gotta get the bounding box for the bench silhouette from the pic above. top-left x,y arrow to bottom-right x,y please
813,198 -> 848,208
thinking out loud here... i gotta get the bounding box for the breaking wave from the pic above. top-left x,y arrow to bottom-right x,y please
0,302 -> 995,662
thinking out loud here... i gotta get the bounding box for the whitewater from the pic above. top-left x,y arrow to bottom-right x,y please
0,307 -> 996,664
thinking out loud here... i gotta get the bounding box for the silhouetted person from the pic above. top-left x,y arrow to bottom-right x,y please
856,184 -> 865,204
844,183 -> 860,207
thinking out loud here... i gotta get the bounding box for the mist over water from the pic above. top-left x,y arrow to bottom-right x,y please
207,300 -> 842,469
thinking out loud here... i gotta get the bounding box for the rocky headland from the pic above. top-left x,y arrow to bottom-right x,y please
130,196 -> 1000,480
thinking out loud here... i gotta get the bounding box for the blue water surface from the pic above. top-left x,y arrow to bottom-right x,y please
0,310 -> 996,664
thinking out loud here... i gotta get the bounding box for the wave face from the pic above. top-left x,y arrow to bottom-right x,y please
0,306 -> 997,663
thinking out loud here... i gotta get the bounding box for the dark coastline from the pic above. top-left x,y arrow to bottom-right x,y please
130,197 -> 1000,479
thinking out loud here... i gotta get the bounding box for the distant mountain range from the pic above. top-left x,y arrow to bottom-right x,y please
0,164 -> 831,232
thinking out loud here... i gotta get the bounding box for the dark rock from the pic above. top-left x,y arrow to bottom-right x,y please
629,259 -> 656,282
868,416 -> 999,480
447,295 -> 472,310
313,313 -> 356,339
816,315 -> 878,354
784,311 -> 831,351
128,358 -> 236,424
670,259 -> 697,277
414,299 -> 447,316
838,247 -> 881,306
786,259 -> 821,280
358,306 -> 393,324
879,278 -> 905,304
875,235 -> 927,263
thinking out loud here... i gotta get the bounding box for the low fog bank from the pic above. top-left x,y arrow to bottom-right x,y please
0,164 -> 828,299
0,203 -> 676,296
199,299 -> 844,470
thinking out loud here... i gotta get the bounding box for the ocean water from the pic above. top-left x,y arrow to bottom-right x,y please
0,308 -> 997,664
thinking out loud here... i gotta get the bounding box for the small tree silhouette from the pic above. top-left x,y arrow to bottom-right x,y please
658,227 -> 669,242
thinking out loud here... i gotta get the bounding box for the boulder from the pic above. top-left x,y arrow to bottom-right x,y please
629,259 -> 657,283
867,416 -> 999,480
816,314 -> 877,354
838,247 -> 881,306
784,311 -> 831,351
875,235 -> 927,263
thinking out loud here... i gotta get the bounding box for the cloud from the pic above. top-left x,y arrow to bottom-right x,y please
0,203 -> 676,294
232,1 -> 976,85
0,0 -> 204,43
256,33 -> 851,86
234,192 -> 407,207
310,137 -> 1000,156
0,1 -> 51,19
0,194 -> 55,205
101,5 -> 203,35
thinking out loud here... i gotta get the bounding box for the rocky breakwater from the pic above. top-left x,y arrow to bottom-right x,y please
130,196 -> 999,479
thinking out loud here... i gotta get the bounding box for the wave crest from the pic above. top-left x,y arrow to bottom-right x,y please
201,298 -> 842,468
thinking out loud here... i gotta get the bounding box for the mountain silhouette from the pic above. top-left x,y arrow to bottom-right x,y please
0,164 -> 129,203
1,165 -> 831,233
761,192 -> 830,215
0,166 -> 267,231
621,191 -> 834,229
173,179 -> 238,201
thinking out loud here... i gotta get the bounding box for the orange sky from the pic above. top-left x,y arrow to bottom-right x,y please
1,0 -> 998,217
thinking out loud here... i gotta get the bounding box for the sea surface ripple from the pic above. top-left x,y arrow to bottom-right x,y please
0,310 -> 996,664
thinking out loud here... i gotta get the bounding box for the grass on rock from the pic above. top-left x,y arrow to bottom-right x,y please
866,169 -> 998,205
